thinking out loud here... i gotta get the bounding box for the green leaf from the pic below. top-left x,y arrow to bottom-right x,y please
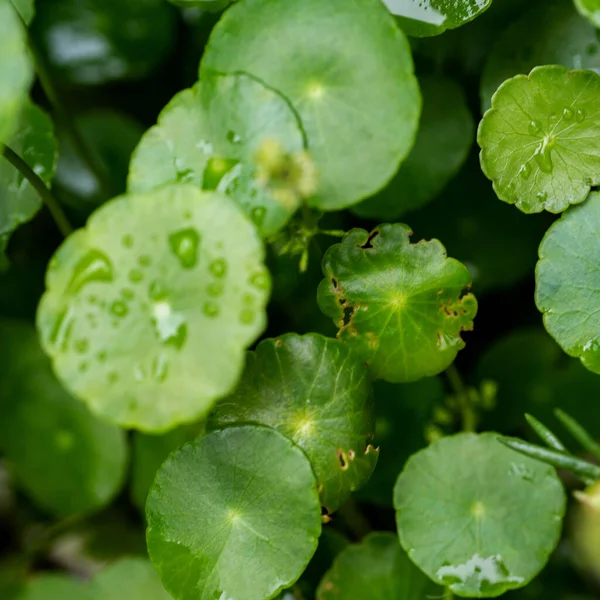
36,184 -> 270,432
128,73 -> 307,238
200,0 -> 420,211
146,425 -> 322,600
357,377 -> 445,506
90,558 -> 172,599
394,432 -> 566,597
209,333 -> 377,512
0,320 -> 128,517
317,532 -> 440,600
10,0 -> 34,24
574,0 -> 600,27
478,65 -> 600,214
481,2 -> 600,111
317,223 -> 477,382
0,0 -> 33,141
13,574 -> 90,600
131,423 -> 205,510
383,0 -> 492,38
536,191 -> 600,375
0,102 -> 58,248
352,76 -> 473,221
30,0 -> 176,85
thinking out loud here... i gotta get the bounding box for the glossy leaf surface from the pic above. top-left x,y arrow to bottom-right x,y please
394,433 -> 566,597
146,425 -> 322,600
318,223 -> 477,382
201,0 -> 420,211
129,73 -> 306,237
479,65 -> 600,214
209,333 -> 377,512
574,0 -> 600,27
0,320 -> 128,516
36,184 -> 270,432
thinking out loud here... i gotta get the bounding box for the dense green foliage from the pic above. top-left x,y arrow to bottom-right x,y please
2,0 -> 600,598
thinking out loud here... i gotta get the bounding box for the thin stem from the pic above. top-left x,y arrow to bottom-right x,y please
443,588 -> 454,600
1,145 -> 73,237
525,414 -> 567,452
445,364 -> 477,432
555,409 -> 600,461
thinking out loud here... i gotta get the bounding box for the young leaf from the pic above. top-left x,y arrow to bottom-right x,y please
574,0 -> 600,27
383,0 -> 491,38
536,191 -> 600,375
0,102 -> 58,249
0,0 -> 33,141
481,3 -> 600,110
36,184 -> 270,432
146,425 -> 322,600
316,532 -> 440,600
209,333 -> 377,513
0,320 -> 128,517
479,65 -> 600,214
394,433 -> 566,597
200,0 -> 421,211
352,76 -> 473,221
128,72 -> 307,237
317,223 -> 477,382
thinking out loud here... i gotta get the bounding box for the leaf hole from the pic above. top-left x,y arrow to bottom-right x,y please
359,230 -> 379,249
342,305 -> 356,327
336,449 -> 349,470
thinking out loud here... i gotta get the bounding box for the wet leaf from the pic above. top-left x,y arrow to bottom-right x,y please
352,76 -> 472,221
574,0 -> 600,27
0,103 -> 58,248
394,433 -> 566,597
479,65 -> 600,214
0,320 -> 128,517
317,223 -> 477,382
36,184 -> 270,432
383,0 -> 491,37
129,72 -> 306,237
209,333 -> 377,512
146,425 -> 322,600
536,191 -> 600,375
200,0 -> 420,211
317,532 -> 440,600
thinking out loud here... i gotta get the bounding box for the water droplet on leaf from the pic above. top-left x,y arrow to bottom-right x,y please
169,228 -> 200,269
152,301 -> 188,349
110,300 -> 129,317
67,249 -> 114,294
562,107 -> 574,120
209,258 -> 227,278
203,302 -> 220,318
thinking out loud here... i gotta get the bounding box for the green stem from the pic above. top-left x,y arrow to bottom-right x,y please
443,587 -> 454,600
555,409 -> 600,461
1,144 -> 73,237
446,364 -> 476,432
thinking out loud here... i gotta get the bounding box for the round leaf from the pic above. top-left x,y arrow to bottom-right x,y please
574,0 -> 600,27
0,320 -> 128,517
128,73 -> 306,237
36,184 -> 270,432
317,532 -> 440,600
209,333 -> 377,512
352,76 -> 473,221
383,0 -> 491,38
479,65 -> 600,214
0,102 -> 58,248
536,191 -> 600,375
317,223 -> 477,383
394,433 -> 566,597
200,0 -> 420,211
0,0 -> 33,141
30,0 -> 176,85
146,425 -> 322,600
481,2 -> 600,111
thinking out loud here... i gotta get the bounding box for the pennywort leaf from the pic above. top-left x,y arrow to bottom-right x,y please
574,0 -> 600,27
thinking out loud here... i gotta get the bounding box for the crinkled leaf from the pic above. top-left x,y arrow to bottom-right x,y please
0,102 -> 58,248
36,184 -> 270,432
536,191 -> 600,375
146,425 -> 322,600
129,73 -> 306,237
317,532 -> 440,600
574,0 -> 600,27
0,0 -> 33,141
209,333 -> 377,512
0,320 -> 128,517
479,65 -> 600,214
394,433 -> 566,597
481,2 -> 600,110
200,0 -> 420,211
317,223 -> 477,383
383,0 -> 491,37
352,76 -> 472,221
30,0 -> 176,85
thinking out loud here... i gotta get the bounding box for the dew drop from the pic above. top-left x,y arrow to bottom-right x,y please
209,258 -> 228,278
138,255 -> 152,267
207,282 -> 224,297
152,301 -> 188,349
122,234 -> 134,248
122,288 -> 134,300
548,113 -> 559,127
527,120 -> 541,136
74,338 -> 89,354
97,350 -> 107,363
149,279 -> 168,301
110,300 -> 129,317
533,138 -> 554,174
518,162 -> 531,179
251,206 -> 266,226
176,168 -> 195,183
536,191 -> 548,203
576,109 -> 586,122
227,130 -> 242,145
88,295 -> 97,304
67,249 -> 114,294
510,462 -> 534,481
249,271 -> 269,290
129,269 -> 144,283
240,309 -> 255,324
202,157 -> 240,190
78,361 -> 89,373
49,308 -> 74,350
151,354 -> 169,382
562,107 -> 574,120
585,176 -> 594,186
203,302 -> 220,318
168,228 -> 200,270
243,293 -> 255,305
